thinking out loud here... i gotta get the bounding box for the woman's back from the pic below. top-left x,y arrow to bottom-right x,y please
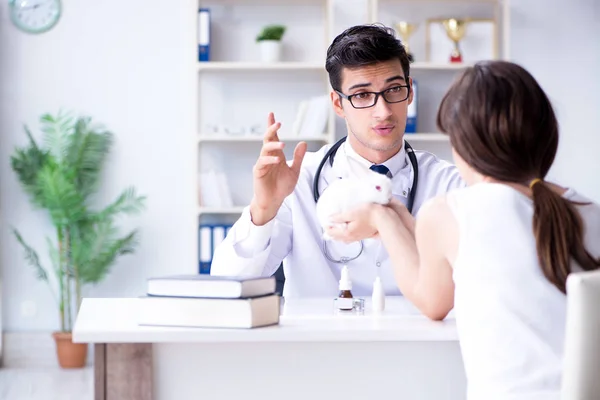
446,182 -> 600,399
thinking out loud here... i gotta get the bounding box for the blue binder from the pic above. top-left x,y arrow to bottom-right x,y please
405,79 -> 418,134
198,8 -> 210,62
198,223 -> 233,274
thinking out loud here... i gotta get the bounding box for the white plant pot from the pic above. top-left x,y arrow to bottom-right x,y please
258,40 -> 282,63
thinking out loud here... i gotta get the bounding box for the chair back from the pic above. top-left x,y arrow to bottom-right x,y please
561,269 -> 600,399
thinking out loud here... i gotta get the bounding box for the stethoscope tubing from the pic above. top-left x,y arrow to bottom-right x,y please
312,136 -> 419,215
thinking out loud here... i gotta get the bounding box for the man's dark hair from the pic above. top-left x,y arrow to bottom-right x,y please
325,24 -> 410,92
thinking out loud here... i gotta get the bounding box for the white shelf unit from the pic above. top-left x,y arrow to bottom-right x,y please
198,60 -> 478,72
197,133 -> 445,143
368,0 -> 510,63
197,62 -> 325,71
196,0 -> 337,220
404,133 -> 449,142
360,0 -> 510,162
195,0 -> 510,220
198,134 -> 330,143
198,206 -> 246,215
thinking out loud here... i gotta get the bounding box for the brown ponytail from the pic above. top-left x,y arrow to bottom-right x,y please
531,181 -> 600,294
437,60 -> 600,295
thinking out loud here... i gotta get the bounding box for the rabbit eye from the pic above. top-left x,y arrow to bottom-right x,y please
376,185 -> 381,191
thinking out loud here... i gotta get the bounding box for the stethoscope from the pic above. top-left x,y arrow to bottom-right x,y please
312,136 -> 419,265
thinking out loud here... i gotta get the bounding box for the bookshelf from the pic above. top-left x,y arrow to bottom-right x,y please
198,206 -> 246,215
405,133 -> 449,142
198,135 -> 329,143
199,61 -> 483,72
196,0 -> 336,221
194,0 -> 510,269
197,62 -> 325,71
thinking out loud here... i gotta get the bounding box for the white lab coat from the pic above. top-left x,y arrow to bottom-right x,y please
210,140 -> 464,298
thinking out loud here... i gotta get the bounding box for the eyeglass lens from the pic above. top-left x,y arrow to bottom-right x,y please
351,86 -> 409,108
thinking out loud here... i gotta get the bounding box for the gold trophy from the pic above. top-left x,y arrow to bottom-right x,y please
442,18 -> 467,63
395,21 -> 418,62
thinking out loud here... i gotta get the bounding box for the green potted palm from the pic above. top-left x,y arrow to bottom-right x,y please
10,112 -> 145,368
256,24 -> 286,63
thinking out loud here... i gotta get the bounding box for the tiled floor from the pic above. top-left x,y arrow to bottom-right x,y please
0,367 -> 93,400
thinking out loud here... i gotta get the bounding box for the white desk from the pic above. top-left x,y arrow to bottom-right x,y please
73,297 -> 466,400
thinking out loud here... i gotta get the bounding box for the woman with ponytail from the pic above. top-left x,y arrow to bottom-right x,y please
326,60 -> 600,399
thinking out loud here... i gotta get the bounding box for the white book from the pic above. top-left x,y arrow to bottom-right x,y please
199,170 -> 222,207
298,95 -> 329,138
216,171 -> 234,207
147,274 -> 276,299
137,294 -> 280,329
291,100 -> 309,136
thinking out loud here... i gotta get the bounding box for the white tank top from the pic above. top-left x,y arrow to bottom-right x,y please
446,183 -> 600,400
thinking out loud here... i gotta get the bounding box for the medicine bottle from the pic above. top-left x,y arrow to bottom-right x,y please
372,276 -> 385,313
337,265 -> 353,310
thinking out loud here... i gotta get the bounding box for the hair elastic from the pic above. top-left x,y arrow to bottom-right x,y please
529,178 -> 543,189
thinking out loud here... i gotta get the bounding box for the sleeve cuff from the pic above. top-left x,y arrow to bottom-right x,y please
232,206 -> 275,254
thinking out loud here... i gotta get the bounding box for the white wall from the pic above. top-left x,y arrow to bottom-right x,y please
511,0 -> 600,202
0,0 -> 198,331
0,0 -> 598,332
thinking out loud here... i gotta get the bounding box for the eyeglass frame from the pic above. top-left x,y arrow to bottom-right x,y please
334,82 -> 412,109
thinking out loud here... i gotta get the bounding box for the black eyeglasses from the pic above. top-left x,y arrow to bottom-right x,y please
335,84 -> 411,109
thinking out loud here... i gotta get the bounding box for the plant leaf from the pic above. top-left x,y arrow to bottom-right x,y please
11,111 -> 146,310
81,229 -> 139,283
73,219 -> 140,284
65,117 -> 113,198
10,126 -> 52,204
12,228 -> 49,282
95,187 -> 146,221
36,162 -> 87,226
41,111 -> 75,164
256,25 -> 286,41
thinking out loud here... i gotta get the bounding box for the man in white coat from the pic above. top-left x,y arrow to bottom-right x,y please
210,24 -> 463,297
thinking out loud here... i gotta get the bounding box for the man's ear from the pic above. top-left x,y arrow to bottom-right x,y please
330,90 -> 345,118
407,77 -> 414,106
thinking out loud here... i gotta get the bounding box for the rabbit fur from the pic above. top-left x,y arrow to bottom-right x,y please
316,159 -> 393,241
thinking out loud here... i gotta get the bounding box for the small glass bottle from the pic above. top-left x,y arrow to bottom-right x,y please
337,265 -> 354,310
372,276 -> 385,313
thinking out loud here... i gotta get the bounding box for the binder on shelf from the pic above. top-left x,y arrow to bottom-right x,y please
405,79 -> 417,134
198,8 -> 210,62
199,223 -> 234,274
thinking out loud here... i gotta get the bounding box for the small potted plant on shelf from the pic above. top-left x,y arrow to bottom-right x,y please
256,24 -> 286,63
10,112 -> 146,369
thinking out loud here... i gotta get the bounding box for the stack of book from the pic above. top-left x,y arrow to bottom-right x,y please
137,275 -> 280,329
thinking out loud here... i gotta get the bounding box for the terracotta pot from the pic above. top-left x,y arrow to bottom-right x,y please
52,331 -> 88,369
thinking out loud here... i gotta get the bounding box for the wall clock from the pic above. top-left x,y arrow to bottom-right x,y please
9,0 -> 62,34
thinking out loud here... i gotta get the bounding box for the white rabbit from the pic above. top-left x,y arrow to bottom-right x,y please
316,161 -> 393,241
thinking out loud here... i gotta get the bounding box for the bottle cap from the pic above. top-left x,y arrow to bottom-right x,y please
339,265 -> 352,290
